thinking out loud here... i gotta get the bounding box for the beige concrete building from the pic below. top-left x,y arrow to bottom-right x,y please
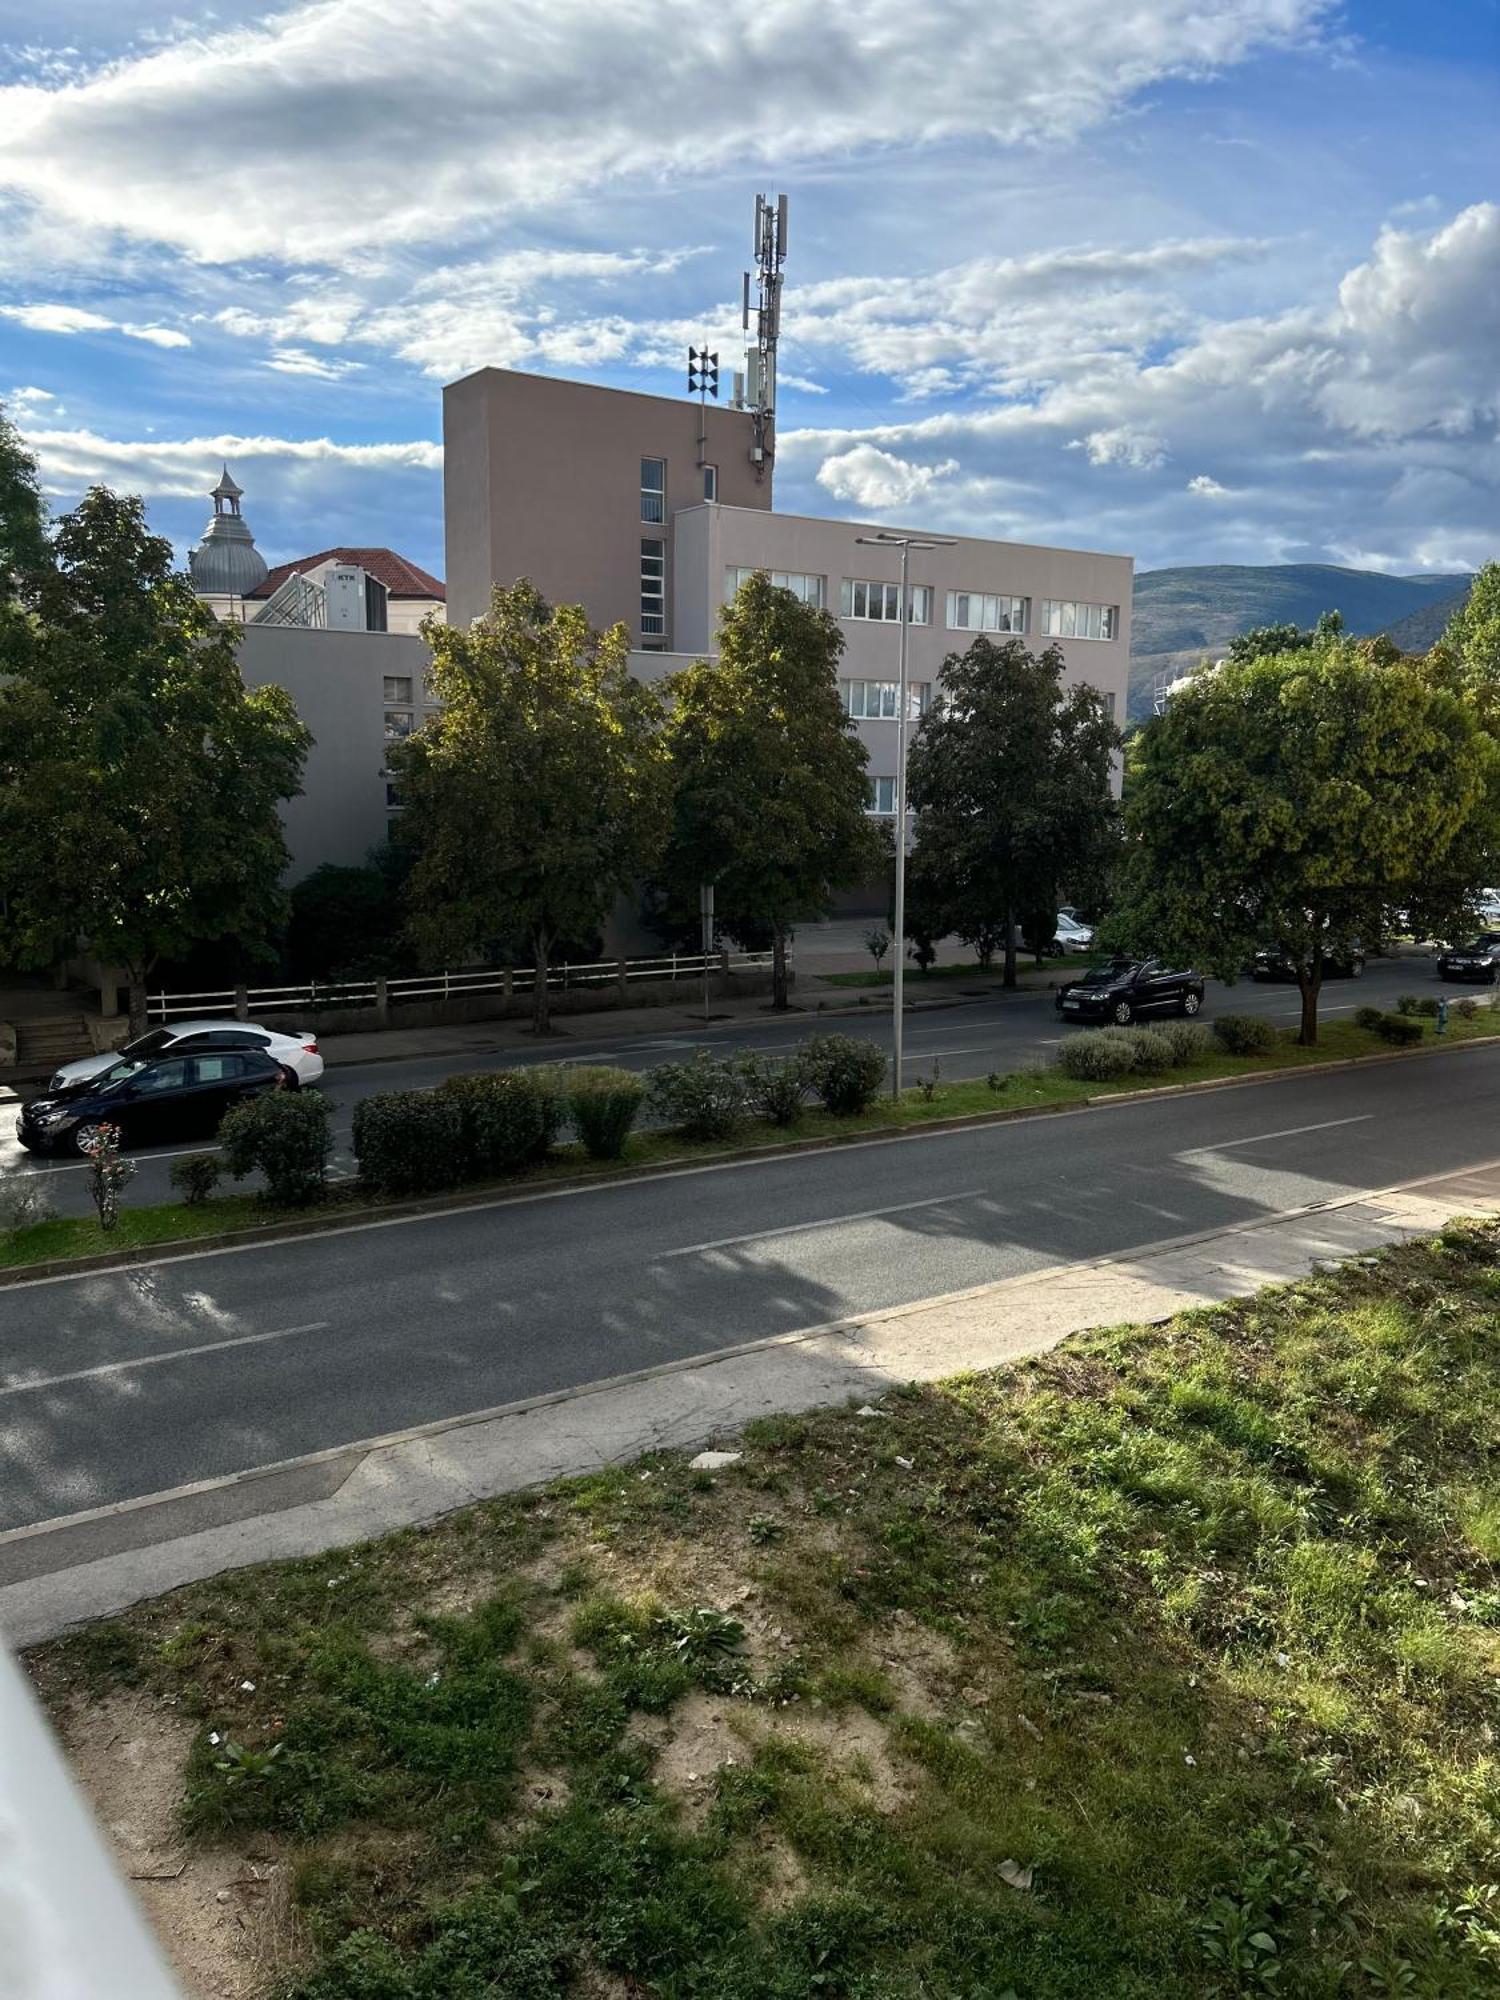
443,367 -> 1131,828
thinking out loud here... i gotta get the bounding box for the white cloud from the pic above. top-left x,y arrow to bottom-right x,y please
1074,427 -> 1168,470
816,444 -> 959,510
264,349 -> 365,379
0,301 -> 189,346
0,2 -> 1330,263
6,384 -> 58,413
1187,474 -> 1230,496
20,425 -> 442,502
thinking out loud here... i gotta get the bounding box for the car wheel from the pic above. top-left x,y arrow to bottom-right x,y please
72,1121 -> 107,1157
1049,939 -> 1063,956
1112,999 -> 1134,1025
1181,991 -> 1201,1016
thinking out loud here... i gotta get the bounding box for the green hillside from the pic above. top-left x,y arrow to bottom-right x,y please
1382,583 -> 1474,655
1128,564 -> 1472,717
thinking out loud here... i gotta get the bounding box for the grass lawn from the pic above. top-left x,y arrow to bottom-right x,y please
30,1222 -> 1500,1997
5,1006 -> 1499,1276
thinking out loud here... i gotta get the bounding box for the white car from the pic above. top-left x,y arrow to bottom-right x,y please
49,1020 -> 323,1093
1050,912 -> 1096,953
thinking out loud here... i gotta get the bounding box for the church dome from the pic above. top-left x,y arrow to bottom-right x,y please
189,464 -> 270,598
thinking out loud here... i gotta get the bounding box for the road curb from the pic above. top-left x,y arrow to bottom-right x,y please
6,1029 -> 1498,1289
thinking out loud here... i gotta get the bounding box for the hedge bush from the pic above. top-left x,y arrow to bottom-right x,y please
1119,1028 -> 1176,1075
170,1152 -> 222,1206
1054,1030 -> 1139,1082
565,1066 -> 644,1160
1454,996 -> 1480,1021
353,1089 -> 465,1195
439,1069 -> 555,1177
1154,1020 -> 1213,1067
1374,1012 -> 1424,1046
218,1089 -> 333,1207
645,1052 -> 751,1141
1354,1004 -> 1386,1033
1212,1013 -> 1279,1057
1396,993 -> 1441,1018
740,1052 -> 810,1127
800,1033 -> 888,1115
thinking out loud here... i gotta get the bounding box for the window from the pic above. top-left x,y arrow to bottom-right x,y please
1105,691 -> 1117,722
136,1059 -> 188,1094
839,680 -> 930,720
866,776 -> 898,815
189,1054 -> 245,1085
703,464 -> 718,502
641,538 -> 666,637
384,709 -> 414,741
383,675 -> 412,704
946,590 -> 1028,635
840,578 -> 932,624
422,669 -> 440,707
641,457 -> 665,523
1041,600 -> 1119,641
723,567 -> 825,608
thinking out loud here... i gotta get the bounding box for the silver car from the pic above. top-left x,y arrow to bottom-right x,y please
49,1020 -> 324,1092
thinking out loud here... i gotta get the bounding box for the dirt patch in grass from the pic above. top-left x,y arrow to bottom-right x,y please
30,1223 -> 1500,1998
56,1693 -> 305,1999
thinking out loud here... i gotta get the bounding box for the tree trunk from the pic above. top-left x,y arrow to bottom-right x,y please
1002,906 -> 1018,991
127,972 -> 149,1040
771,928 -> 790,1011
1296,968 -> 1321,1046
531,930 -> 553,1035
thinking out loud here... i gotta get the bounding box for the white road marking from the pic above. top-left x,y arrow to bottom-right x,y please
1179,1115 -> 1372,1158
657,1189 -> 987,1260
0,1320 -> 330,1397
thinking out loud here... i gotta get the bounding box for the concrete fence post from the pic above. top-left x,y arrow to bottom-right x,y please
616,957 -> 629,1001
502,965 -> 514,1014
233,984 -> 250,1022
374,976 -> 389,1028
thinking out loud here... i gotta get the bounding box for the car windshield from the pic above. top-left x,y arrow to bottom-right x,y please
1462,939 -> 1495,953
86,1054 -> 156,1090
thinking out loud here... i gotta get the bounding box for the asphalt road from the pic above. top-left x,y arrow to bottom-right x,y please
2,1036 -> 1497,1533
0,954 -> 1447,1219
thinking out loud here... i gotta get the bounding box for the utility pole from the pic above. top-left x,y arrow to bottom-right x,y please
855,529 -> 955,1099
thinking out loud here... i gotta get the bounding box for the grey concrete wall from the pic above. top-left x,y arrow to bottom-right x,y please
236,625 -> 432,881
442,368 -> 770,634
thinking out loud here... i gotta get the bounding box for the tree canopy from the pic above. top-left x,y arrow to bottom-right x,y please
1110,633 -> 1500,1042
391,580 -> 668,1032
0,482 -> 309,1031
657,571 -> 879,1008
904,634 -> 1120,987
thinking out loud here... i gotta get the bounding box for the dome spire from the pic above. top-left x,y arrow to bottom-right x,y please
212,463 -> 244,515
190,463 -> 268,602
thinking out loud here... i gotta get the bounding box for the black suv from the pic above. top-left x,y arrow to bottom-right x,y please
17,1047 -> 293,1156
1436,935 -> 1500,982
1252,944 -> 1365,980
1055,958 -> 1205,1026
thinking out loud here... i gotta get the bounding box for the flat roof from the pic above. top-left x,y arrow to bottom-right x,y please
695,501 -> 1132,567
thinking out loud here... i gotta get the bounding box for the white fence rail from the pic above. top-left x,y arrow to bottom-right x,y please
147,950 -> 779,1021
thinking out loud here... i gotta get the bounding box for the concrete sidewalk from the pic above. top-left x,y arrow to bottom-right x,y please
5,1154 -> 1497,1647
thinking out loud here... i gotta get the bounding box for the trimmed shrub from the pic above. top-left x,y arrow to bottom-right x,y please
0,1162 -> 52,1232
1055,1030 -> 1139,1082
1373,1012 -> 1423,1046
565,1066 -> 644,1160
439,1069 -> 554,1176
741,1052 -> 810,1127
1354,1004 -> 1386,1033
1395,992 -> 1441,1017
645,1052 -> 752,1141
800,1033 -> 888,1116
1455,997 -> 1480,1021
353,1089 -> 465,1195
170,1152 -> 223,1206
218,1089 -> 333,1207
1119,1028 -> 1177,1075
1155,1020 -> 1212,1067
1212,1013 -> 1279,1057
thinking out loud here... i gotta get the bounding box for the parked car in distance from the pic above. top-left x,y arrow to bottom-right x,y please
49,1018 -> 322,1093
1251,944 -> 1365,981
1055,958 -> 1205,1025
1436,935 -> 1500,982
17,1047 -> 294,1156
1050,913 -> 1096,954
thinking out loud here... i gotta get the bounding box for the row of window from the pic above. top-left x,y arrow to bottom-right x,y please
720,569 -> 1119,641
641,456 -> 717,524
839,679 -> 931,720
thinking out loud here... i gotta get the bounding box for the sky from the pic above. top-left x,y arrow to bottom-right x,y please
0,0 -> 1496,583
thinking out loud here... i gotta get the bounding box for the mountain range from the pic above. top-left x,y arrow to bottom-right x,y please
1127,564 -> 1475,718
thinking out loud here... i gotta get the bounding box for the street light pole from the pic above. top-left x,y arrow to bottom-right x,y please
855,528 -> 955,1100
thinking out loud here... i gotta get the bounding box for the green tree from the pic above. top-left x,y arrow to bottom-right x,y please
392,580 -> 668,1034
904,634 -> 1120,989
1225,609 -> 1343,664
0,486 -> 309,1032
286,841 -> 414,979
1433,563 -> 1500,722
0,402 -> 47,589
658,571 -> 879,1010
1111,635 -> 1500,1044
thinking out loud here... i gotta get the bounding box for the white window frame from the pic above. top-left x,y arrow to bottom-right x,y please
866,776 -> 898,815
840,679 -> 930,721
383,675 -> 413,704
723,567 -> 826,608
641,457 -> 666,524
383,708 -> 414,742
640,537 -> 666,638
945,590 -> 1028,635
840,578 -> 931,625
702,464 -> 718,502
1041,599 -> 1119,641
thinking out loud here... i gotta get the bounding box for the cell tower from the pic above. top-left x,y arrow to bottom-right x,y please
735,192 -> 787,479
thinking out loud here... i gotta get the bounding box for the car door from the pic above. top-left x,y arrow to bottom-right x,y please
118,1056 -> 192,1145
184,1052 -> 253,1134
1131,960 -> 1167,1012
